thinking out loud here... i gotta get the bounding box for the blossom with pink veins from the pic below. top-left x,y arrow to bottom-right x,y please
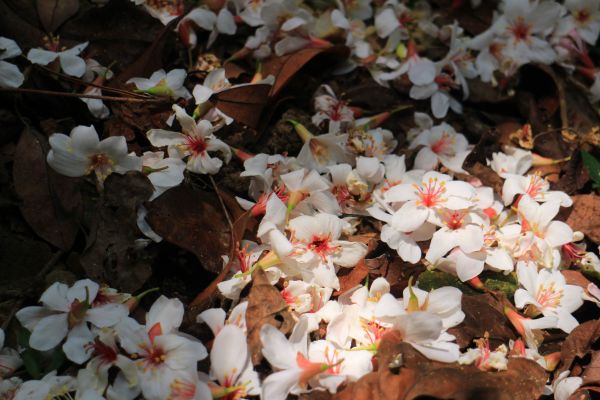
487,146 -> 533,178
514,261 -> 583,333
409,122 -> 470,173
287,213 -> 367,289
307,339 -> 373,393
280,280 -> 333,315
384,171 -> 476,233
327,157 -> 384,215
204,325 -> 260,399
280,168 -> 340,216
517,195 -> 574,255
146,105 -> 231,175
503,173 -> 573,207
312,84 -> 355,134
16,279 -> 128,355
260,318 -> 336,400
69,327 -> 137,398
46,125 -> 142,184
115,296 -> 208,400
486,0 -> 562,67
556,0 -> 600,45
424,207 -> 485,267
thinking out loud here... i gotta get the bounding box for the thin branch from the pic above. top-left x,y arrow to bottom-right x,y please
35,65 -> 151,99
0,87 -> 167,103
209,175 -> 233,231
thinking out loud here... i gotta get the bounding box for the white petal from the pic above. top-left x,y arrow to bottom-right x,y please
210,325 -> 248,385
29,313 -> 69,351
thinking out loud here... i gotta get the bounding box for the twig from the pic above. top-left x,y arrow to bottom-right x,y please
0,87 -> 166,103
209,175 -> 233,231
35,65 -> 151,99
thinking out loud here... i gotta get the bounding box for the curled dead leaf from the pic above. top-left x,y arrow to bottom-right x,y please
558,319 -> 600,375
246,267 -> 295,365
565,195 -> 600,244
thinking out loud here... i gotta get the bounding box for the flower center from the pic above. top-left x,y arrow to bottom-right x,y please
308,234 -> 333,259
444,210 -> 466,230
430,132 -> 454,156
414,178 -> 446,208
510,17 -> 530,41
525,174 -> 545,198
536,282 -> 563,309
92,338 -> 118,365
185,134 -> 208,156
575,9 -> 591,23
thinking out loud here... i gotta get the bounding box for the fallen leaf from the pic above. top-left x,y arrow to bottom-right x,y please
335,259 -> 369,296
562,270 -> 593,290
263,46 -> 350,97
558,319 -> 600,375
583,351 -> 600,386
335,331 -> 546,400
189,210 -> 256,308
450,293 -> 516,348
211,83 -> 272,128
565,195 -> 600,244
13,128 -> 81,250
146,185 -> 231,274
246,267 -> 295,365
36,0 -> 79,33
80,172 -> 154,293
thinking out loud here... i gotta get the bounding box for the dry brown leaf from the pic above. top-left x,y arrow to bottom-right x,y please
335,259 -> 369,296
565,195 -> 600,244
558,319 -> 600,375
146,185 -> 231,274
80,172 -> 154,293
562,270 -> 593,290
263,46 -> 350,97
246,267 -> 295,365
212,83 -> 272,128
583,351 -> 600,386
36,0 -> 79,33
335,331 -> 546,400
449,293 -> 516,349
13,128 -> 81,250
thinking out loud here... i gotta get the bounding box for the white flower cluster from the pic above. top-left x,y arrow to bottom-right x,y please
4,1 -> 600,400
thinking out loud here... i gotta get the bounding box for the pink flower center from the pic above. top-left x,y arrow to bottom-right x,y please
575,9 -> 591,23
92,339 -> 118,365
430,132 -> 454,156
536,283 -> 563,309
444,210 -> 466,230
525,175 -> 545,198
414,178 -> 446,208
185,135 -> 208,156
308,235 -> 333,259
510,17 -> 531,41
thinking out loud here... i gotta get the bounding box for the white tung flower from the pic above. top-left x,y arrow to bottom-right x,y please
47,125 -> 142,183
514,261 -> 583,333
0,37 -> 24,88
147,105 -> 231,175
